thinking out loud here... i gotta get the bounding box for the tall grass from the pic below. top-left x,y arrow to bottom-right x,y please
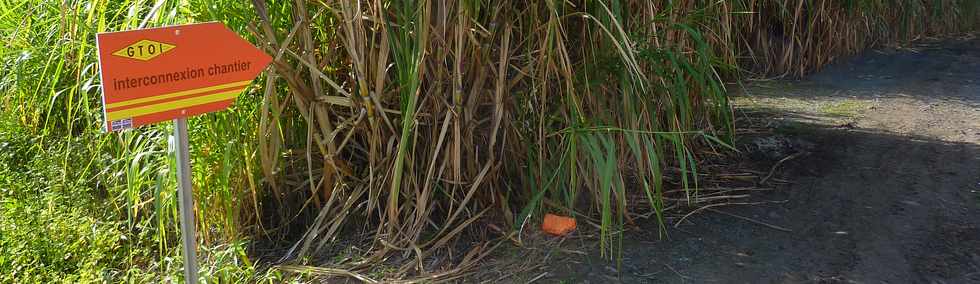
738,0 -> 980,76
245,0 -> 978,279
0,0 -> 977,282
248,0 -> 979,279
1,0 -> 283,282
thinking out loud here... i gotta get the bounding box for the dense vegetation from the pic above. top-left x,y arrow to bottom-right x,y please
1,0 -> 976,282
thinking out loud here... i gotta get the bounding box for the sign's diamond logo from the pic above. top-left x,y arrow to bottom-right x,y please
112,39 -> 175,61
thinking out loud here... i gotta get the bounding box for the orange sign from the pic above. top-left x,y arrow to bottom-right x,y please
96,22 -> 271,131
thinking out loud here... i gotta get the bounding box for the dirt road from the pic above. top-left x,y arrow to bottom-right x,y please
482,35 -> 980,283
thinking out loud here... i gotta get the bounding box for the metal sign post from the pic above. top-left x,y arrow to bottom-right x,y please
95,23 -> 271,284
173,117 -> 198,284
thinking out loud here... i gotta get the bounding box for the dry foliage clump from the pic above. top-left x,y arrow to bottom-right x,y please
237,0 -> 977,279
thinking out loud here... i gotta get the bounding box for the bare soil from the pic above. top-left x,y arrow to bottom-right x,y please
475,34 -> 980,283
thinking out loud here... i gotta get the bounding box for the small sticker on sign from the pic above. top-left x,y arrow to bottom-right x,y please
110,118 -> 133,131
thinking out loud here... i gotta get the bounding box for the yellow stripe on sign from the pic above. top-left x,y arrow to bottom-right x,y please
106,88 -> 245,121
106,80 -> 252,109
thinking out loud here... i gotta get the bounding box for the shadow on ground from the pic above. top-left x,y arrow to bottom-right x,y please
489,119 -> 980,283
765,34 -> 980,106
